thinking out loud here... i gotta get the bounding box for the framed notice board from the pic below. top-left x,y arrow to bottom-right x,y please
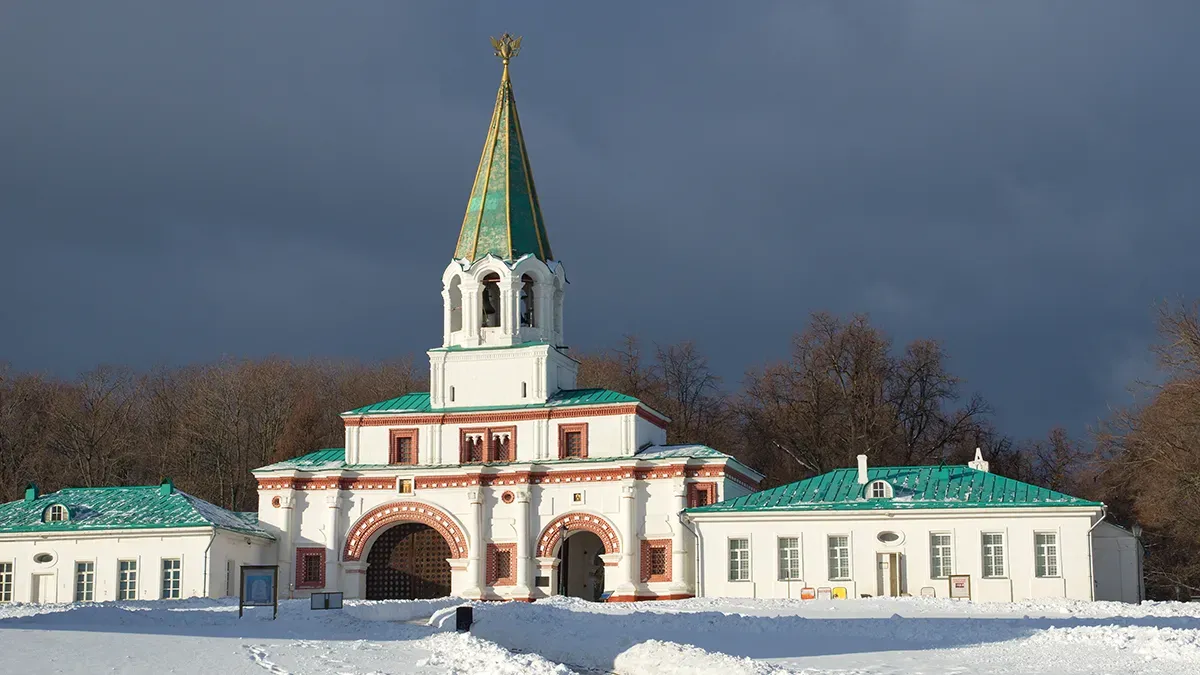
948,574 -> 971,600
240,564 -> 279,619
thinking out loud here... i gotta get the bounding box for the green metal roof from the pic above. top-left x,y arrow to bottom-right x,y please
254,444 -> 737,474
689,465 -> 1102,514
342,388 -> 642,416
0,485 -> 274,537
454,48 -> 553,263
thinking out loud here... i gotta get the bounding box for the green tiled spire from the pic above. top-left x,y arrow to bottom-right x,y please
454,34 -> 553,263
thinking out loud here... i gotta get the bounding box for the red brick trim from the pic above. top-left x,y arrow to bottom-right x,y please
687,482 -> 718,508
605,593 -> 694,603
295,547 -> 326,589
640,539 -> 672,583
257,476 -> 396,491
259,463 -> 756,493
536,512 -> 621,557
557,423 -> 589,459
486,543 -> 517,586
343,403 -> 669,429
389,428 -> 419,465
343,500 -> 468,561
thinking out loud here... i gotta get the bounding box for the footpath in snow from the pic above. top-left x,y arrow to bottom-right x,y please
4,595 -> 1200,674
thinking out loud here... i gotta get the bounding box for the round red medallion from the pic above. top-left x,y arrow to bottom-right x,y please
501,491 -> 515,504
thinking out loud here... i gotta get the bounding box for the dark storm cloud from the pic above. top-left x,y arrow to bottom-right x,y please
2,1 -> 1198,439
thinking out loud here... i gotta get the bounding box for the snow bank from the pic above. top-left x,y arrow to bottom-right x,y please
417,632 -> 576,674
342,597 -> 464,623
614,640 -> 796,675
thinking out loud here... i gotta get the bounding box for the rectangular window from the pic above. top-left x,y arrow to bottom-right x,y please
981,533 -> 1005,578
558,423 -> 589,459
930,534 -> 953,578
75,561 -> 95,602
118,560 -> 138,600
389,429 -> 418,465
161,559 -> 182,599
0,562 -> 13,603
778,537 -> 802,580
687,482 -> 717,508
650,547 -> 667,578
827,535 -> 851,580
728,538 -> 750,581
1035,532 -> 1059,577
494,549 -> 512,581
296,548 -> 326,589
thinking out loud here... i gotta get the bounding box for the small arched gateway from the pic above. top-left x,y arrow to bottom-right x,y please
537,512 -> 621,601
343,501 -> 468,600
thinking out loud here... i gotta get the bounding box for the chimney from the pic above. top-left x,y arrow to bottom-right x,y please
24,482 -> 38,502
159,478 -> 174,497
857,454 -> 869,485
968,448 -> 990,473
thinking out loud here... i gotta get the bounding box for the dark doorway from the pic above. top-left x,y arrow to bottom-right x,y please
556,531 -> 606,601
365,522 -> 452,600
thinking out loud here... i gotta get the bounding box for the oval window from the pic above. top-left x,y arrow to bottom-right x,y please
33,552 -> 54,564
877,531 -> 901,544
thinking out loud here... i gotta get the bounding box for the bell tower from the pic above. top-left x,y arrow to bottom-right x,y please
429,34 -> 577,410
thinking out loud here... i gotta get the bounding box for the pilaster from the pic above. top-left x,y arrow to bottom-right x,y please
512,489 -> 533,599
325,494 -> 344,592
461,489 -> 486,599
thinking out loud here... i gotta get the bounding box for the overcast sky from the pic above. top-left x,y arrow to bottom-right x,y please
2,2 -> 1198,440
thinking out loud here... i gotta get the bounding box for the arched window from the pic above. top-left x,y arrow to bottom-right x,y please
481,273 -> 501,328
448,276 -> 463,333
519,274 -> 535,327
868,480 -> 893,499
43,504 -> 69,523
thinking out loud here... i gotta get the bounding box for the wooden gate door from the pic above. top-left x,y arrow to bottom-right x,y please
365,523 -> 452,600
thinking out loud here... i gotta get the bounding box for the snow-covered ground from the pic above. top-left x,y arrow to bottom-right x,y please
4,595 -> 1199,674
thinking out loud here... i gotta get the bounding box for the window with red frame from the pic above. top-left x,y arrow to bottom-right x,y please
389,429 -> 418,465
460,427 -> 515,463
687,482 -> 717,508
558,423 -> 588,459
296,548 -> 325,589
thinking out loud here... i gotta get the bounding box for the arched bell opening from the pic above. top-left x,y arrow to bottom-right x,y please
519,274 -> 536,328
481,273 -> 502,328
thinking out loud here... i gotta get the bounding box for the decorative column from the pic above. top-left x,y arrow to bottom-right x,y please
441,288 -> 452,345
277,494 -> 296,599
462,489 -> 485,599
534,283 -> 552,342
513,489 -> 533,599
461,280 -> 481,347
613,484 -> 639,599
669,483 -> 691,595
325,493 -> 343,591
500,278 -> 521,345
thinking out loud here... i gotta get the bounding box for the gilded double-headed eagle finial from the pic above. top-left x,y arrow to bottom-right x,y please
491,33 -> 522,65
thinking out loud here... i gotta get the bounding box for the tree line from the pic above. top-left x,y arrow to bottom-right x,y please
2,307 -> 1196,598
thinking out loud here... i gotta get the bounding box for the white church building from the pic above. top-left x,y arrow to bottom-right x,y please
0,36 -> 1141,606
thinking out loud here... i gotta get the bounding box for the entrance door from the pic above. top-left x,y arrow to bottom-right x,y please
556,531 -> 606,601
365,522 -> 452,600
31,574 -> 56,603
876,553 -> 902,597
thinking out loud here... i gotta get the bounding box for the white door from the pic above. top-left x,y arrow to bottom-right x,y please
31,574 -> 56,603
876,553 -> 901,597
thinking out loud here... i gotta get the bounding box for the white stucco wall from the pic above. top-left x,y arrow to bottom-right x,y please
1092,521 -> 1142,603
689,508 -> 1104,602
0,527 -> 273,603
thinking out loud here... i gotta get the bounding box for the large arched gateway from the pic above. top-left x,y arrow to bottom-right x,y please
365,523 -> 451,599
343,500 -> 468,600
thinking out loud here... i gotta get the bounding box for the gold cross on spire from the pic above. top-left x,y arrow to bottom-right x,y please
491,33 -> 522,80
